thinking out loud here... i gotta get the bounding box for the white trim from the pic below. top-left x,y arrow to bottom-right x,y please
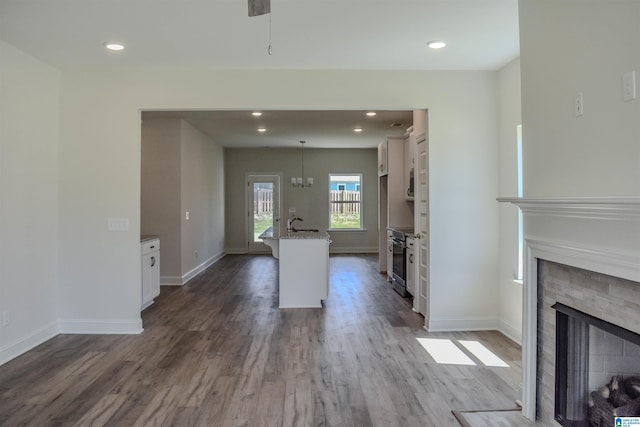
182,251 -> 225,285
225,247 -> 247,254
329,246 -> 378,254
0,321 -> 59,366
160,276 -> 183,285
498,319 -> 522,346
58,319 -> 143,334
427,316 -> 498,332
497,197 -> 640,220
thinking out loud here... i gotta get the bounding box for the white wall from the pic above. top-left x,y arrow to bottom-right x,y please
31,66 -> 498,337
180,120 -> 225,281
141,118 -> 225,285
427,74 -> 501,331
519,0 -> 640,198
141,118 -> 182,280
224,147 -> 379,253
0,41 -> 60,363
497,57 -> 523,343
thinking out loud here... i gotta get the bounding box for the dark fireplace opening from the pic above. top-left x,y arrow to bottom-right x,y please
553,303 -> 640,427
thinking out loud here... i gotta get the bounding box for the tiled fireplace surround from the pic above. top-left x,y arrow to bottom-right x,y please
499,197 -> 640,424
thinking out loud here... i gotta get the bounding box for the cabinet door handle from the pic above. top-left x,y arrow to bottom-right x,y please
409,253 -> 413,263
150,256 -> 156,267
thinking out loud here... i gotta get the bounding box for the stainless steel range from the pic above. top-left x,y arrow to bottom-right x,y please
388,227 -> 414,297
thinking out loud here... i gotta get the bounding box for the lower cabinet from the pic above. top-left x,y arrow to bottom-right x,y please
141,238 -> 160,310
406,237 -> 416,297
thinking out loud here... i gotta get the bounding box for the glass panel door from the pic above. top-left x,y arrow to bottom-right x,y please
248,174 -> 280,252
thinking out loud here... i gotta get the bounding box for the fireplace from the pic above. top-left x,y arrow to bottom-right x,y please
553,302 -> 640,426
497,197 -> 640,424
536,259 -> 640,426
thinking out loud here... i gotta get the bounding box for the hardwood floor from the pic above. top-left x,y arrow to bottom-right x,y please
0,254 -> 524,426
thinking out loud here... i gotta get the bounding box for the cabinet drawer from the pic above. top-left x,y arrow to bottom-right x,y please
142,239 -> 160,255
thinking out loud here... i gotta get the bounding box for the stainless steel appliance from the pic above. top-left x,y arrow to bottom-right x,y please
389,228 -> 413,297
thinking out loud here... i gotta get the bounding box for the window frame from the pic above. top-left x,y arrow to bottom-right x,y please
328,173 -> 363,231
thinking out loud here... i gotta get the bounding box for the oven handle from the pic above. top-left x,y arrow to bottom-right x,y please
392,238 -> 406,248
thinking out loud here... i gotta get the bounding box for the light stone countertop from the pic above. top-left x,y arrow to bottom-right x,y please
280,230 -> 331,240
258,226 -> 330,240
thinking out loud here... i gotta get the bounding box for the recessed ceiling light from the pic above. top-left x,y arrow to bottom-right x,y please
366,112 -> 377,117
427,41 -> 447,49
252,112 -> 263,116
104,42 -> 125,51
354,127 -> 363,133
257,127 -> 267,132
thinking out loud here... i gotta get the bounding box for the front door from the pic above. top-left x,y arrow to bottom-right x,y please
247,174 -> 280,253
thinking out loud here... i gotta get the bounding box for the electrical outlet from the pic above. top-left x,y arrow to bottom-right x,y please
2,310 -> 10,327
185,211 -> 190,221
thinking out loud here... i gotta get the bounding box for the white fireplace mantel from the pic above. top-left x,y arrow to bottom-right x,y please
498,196 -> 640,422
497,196 -> 640,218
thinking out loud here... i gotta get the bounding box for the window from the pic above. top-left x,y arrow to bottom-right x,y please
516,124 -> 524,281
329,174 -> 362,229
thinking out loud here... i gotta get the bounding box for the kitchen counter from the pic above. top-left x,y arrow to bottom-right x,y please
280,230 -> 331,240
141,234 -> 160,243
259,225 -> 330,308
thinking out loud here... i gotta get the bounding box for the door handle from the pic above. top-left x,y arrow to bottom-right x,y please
150,256 -> 156,267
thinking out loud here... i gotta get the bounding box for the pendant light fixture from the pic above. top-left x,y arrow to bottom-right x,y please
291,141 -> 313,188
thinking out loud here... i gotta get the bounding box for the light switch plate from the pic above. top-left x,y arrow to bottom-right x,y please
623,71 -> 636,101
107,217 -> 129,232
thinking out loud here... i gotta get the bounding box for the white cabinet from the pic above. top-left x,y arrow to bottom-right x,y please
378,140 -> 388,176
279,234 -> 329,308
406,236 -> 416,297
404,128 -> 416,201
141,238 -> 160,310
386,230 -> 394,281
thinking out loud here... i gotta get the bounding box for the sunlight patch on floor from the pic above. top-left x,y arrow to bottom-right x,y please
416,338 -> 475,365
458,340 -> 510,367
416,338 -> 510,367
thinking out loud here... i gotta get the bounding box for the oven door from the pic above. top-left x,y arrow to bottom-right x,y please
391,238 -> 407,296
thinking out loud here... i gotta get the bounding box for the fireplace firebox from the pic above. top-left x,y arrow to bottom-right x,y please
553,303 -> 640,427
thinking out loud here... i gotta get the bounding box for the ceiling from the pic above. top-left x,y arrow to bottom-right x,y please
1,0 -> 519,148
0,0 -> 519,70
143,110 -> 414,148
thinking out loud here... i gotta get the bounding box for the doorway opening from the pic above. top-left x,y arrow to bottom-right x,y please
247,174 -> 280,253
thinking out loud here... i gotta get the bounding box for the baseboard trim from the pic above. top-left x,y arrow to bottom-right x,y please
58,318 -> 143,334
160,276 -> 183,286
497,320 -> 522,346
225,248 -> 247,255
182,251 -> 225,285
428,316 -> 499,332
0,321 -> 59,366
329,247 -> 378,254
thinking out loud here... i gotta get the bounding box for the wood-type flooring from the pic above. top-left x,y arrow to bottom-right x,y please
0,254 -> 526,426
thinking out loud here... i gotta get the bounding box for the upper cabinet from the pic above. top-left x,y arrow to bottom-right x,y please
404,126 -> 415,201
378,140 -> 388,176
382,135 -> 413,227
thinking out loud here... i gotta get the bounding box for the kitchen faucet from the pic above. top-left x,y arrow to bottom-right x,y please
287,214 -> 303,231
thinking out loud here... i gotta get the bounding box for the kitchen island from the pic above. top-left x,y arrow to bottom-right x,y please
259,226 -> 330,308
